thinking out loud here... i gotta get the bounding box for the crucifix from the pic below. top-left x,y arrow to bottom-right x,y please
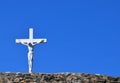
16,28 -> 47,73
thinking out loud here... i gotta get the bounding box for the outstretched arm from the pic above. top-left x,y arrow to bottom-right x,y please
16,39 -> 28,46
32,39 -> 47,46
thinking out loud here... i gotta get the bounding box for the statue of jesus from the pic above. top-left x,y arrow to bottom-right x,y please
16,28 -> 47,73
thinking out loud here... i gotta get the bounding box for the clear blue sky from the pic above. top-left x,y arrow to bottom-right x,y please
0,0 -> 120,76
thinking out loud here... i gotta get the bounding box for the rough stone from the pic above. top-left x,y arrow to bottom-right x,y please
0,73 -> 119,83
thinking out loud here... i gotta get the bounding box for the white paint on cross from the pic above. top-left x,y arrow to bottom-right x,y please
16,28 -> 47,73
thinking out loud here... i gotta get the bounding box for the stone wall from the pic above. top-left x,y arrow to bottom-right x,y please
0,73 -> 119,83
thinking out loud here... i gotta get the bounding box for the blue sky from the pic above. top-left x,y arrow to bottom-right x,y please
0,0 -> 120,76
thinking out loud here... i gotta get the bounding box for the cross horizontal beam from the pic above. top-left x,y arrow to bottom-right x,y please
16,38 -> 47,45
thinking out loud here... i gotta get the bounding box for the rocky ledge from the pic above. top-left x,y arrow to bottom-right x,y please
0,73 -> 119,83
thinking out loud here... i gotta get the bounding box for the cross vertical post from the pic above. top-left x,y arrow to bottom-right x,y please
29,28 -> 33,39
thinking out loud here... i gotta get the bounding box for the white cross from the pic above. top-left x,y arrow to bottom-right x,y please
16,28 -> 47,73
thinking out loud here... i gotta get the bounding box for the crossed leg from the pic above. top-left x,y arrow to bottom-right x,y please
28,52 -> 33,73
